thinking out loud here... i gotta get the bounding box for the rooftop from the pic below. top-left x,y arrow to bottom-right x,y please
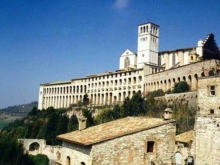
57,117 -> 175,146
176,130 -> 194,144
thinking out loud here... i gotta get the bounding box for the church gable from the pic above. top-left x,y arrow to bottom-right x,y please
120,49 -> 136,57
119,49 -> 137,69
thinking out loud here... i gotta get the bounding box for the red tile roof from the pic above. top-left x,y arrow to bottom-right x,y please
57,117 -> 175,146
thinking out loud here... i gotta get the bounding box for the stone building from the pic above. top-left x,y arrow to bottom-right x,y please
56,116 -> 176,165
175,130 -> 195,165
194,73 -> 220,165
38,21 -> 219,110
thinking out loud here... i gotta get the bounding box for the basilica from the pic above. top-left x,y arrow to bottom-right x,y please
38,22 -> 219,110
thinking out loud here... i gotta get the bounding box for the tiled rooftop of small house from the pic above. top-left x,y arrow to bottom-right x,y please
176,130 -> 194,144
57,117 -> 175,146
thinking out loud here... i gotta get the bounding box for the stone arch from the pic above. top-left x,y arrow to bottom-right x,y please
133,77 -> 136,84
138,76 -> 142,83
194,74 -> 198,90
188,75 -> 192,88
183,76 -> 186,81
29,142 -> 40,151
66,156 -> 71,165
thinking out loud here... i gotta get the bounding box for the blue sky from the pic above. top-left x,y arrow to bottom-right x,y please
1,0 -> 220,109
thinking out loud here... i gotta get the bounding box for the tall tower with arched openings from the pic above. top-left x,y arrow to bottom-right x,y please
137,22 -> 159,68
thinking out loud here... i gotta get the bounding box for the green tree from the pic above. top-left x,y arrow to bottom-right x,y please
29,154 -> 49,165
45,113 -> 59,145
121,97 -> 132,117
173,81 -> 190,93
129,93 -> 147,116
68,115 -> 78,132
83,94 -> 89,105
56,115 -> 69,136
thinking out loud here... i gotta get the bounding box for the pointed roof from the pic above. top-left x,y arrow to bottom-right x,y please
120,49 -> 136,57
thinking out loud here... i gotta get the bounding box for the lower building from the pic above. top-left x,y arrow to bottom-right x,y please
56,116 -> 176,165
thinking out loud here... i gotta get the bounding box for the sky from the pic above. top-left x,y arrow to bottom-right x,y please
1,0 -> 220,109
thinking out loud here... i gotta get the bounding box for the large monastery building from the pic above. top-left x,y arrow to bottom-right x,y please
38,22 -> 219,110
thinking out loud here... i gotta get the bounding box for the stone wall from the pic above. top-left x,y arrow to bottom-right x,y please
19,139 -> 62,165
197,76 -> 220,115
155,92 -> 198,108
91,122 -> 176,165
194,75 -> 220,164
60,142 -> 92,165
144,60 -> 218,93
195,116 -> 220,165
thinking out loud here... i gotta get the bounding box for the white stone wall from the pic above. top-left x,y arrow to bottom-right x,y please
119,49 -> 137,69
39,69 -> 145,110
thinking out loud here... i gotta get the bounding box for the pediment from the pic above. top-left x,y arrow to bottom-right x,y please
120,49 -> 136,57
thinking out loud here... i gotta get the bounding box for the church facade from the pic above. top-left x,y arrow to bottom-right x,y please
38,22 -> 215,110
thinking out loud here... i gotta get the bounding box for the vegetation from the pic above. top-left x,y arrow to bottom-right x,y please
172,81 -> 190,93
0,90 -> 196,164
95,91 -> 196,134
0,134 -> 48,165
0,101 -> 38,116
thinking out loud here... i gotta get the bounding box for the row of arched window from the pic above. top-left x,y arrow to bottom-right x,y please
145,74 -> 199,92
43,90 -> 142,108
44,76 -> 143,95
140,25 -> 158,35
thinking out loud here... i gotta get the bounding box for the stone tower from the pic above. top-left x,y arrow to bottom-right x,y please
137,22 -> 159,68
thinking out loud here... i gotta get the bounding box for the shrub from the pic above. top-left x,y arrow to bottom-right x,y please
173,81 -> 190,93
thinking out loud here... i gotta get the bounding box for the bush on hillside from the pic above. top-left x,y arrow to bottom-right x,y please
173,81 -> 190,93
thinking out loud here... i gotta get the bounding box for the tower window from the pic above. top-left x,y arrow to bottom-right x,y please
210,109 -> 214,114
142,54 -> 144,57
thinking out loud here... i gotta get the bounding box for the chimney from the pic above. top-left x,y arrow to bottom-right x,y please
164,108 -> 173,120
77,112 -> 87,130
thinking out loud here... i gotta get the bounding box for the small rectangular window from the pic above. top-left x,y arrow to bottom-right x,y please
147,141 -> 155,152
210,85 -> 215,96
210,109 -> 214,114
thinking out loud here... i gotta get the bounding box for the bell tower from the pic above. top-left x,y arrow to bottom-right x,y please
137,22 -> 159,68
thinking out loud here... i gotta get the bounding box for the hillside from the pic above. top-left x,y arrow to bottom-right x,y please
0,101 -> 38,116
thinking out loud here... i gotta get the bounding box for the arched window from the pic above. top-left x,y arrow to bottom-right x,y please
29,142 -> 40,151
66,156 -> 71,165
124,57 -> 130,68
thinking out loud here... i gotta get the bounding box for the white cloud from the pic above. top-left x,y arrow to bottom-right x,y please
113,0 -> 130,9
